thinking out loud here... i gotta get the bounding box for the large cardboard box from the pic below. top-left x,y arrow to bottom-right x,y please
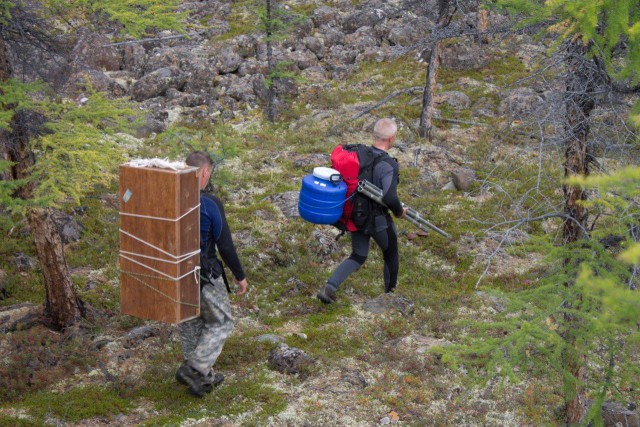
119,164 -> 200,323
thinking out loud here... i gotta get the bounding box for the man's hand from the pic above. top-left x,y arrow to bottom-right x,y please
399,207 -> 408,219
236,278 -> 248,295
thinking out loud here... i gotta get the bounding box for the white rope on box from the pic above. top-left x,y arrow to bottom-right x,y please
120,203 -> 200,222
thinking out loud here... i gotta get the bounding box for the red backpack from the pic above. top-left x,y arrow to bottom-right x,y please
331,144 -> 381,233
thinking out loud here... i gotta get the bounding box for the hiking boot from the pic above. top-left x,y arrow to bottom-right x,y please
385,284 -> 396,293
201,372 -> 225,393
175,364 -> 209,397
317,284 -> 337,304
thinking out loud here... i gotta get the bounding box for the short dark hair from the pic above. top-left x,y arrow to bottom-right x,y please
186,151 -> 213,168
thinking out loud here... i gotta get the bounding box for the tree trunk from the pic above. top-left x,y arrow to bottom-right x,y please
562,39 -> 596,425
265,0 -> 277,122
418,0 -> 454,140
28,207 -> 83,330
562,40 -> 594,243
0,37 -> 13,181
418,42 -> 443,139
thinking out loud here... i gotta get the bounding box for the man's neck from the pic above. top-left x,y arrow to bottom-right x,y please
373,141 -> 388,151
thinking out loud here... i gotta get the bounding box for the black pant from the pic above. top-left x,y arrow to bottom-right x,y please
327,214 -> 399,292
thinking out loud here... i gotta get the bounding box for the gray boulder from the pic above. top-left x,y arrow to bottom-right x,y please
67,70 -> 127,97
72,32 -> 122,72
498,88 -> 544,118
12,252 -> 37,272
342,9 -> 387,33
267,191 -> 300,218
0,303 -> 41,333
345,26 -> 379,51
217,47 -> 242,74
312,6 -> 341,28
319,26 -> 346,48
123,325 -> 161,349
143,48 -> 182,75
438,91 -> 472,110
131,67 -> 187,102
288,49 -> 319,70
235,35 -> 258,58
51,210 -> 84,244
121,44 -> 146,74
268,344 -> 314,375
451,167 -> 476,191
442,44 -> 489,71
303,37 -> 325,59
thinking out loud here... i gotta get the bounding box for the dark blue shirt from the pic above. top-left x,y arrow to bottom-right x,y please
200,194 -> 222,251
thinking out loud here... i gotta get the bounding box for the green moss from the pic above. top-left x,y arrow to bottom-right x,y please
20,386 -> 133,423
0,416 -> 43,427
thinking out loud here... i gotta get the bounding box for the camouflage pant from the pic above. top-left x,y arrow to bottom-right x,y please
179,275 -> 234,376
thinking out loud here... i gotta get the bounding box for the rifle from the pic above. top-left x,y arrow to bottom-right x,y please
357,180 -> 451,239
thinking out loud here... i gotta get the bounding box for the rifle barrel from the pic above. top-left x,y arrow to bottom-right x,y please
357,180 -> 451,238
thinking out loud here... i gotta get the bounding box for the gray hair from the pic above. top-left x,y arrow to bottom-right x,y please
186,151 -> 213,168
373,118 -> 397,141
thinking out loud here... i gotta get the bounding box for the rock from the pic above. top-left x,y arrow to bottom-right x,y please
288,49 -> 319,71
312,6 -> 341,28
319,26 -> 346,48
0,302 -> 41,333
498,88 -> 544,118
268,343 -> 314,375
235,35 -> 257,58
135,113 -> 167,138
226,77 -> 257,102
238,58 -> 268,77
67,70 -> 127,97
293,153 -> 331,169
121,44 -> 146,74
123,325 -> 161,348
267,191 -> 299,218
143,48 -> 182,75
273,77 -> 299,98
217,46 -> 242,74
380,416 -> 391,425
309,229 -> 340,259
441,181 -> 457,191
285,276 -> 308,294
345,26 -> 379,51
328,45 -> 358,65
601,401 -> 639,427
438,91 -> 472,110
441,43 -> 489,70
300,66 -> 328,83
12,252 -> 37,272
342,9 -> 387,34
362,293 -> 415,316
451,167 -> 476,191
303,36 -> 325,59
72,32 -> 122,72
131,66 -> 187,102
386,17 -> 433,46
50,209 -> 84,244
255,334 -> 286,344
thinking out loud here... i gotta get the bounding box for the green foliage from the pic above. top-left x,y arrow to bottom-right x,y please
0,84 -> 138,214
48,0 -> 185,38
20,385 -> 133,423
492,0 -> 640,123
441,165 -> 640,423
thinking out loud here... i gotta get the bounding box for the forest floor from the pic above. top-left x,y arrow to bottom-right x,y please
0,32 -> 637,426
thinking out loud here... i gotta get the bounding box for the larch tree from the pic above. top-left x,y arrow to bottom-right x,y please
441,0 -> 640,424
0,0 -> 183,330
